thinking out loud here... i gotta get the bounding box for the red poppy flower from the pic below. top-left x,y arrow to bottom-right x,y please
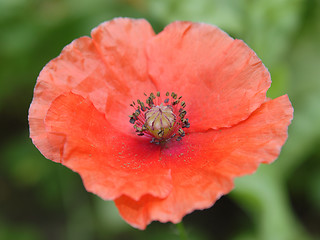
28,18 -> 293,229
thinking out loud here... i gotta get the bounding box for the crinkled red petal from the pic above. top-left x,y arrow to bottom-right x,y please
147,21 -> 271,132
91,18 -> 157,134
115,95 -> 293,229
29,36 -> 108,162
29,18 -> 158,162
44,92 -> 172,201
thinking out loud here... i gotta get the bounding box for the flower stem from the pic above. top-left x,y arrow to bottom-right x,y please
176,222 -> 188,240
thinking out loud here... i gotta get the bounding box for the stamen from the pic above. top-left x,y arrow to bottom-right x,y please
135,109 -> 140,116
171,92 -> 177,99
129,117 -> 135,124
178,128 -> 185,137
179,109 -> 187,118
128,91 -> 190,143
173,100 -> 180,106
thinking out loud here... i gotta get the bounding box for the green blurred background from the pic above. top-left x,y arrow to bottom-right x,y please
1,0 -> 320,239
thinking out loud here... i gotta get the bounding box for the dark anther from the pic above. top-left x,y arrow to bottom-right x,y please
166,92 -> 169,96
178,128 -> 185,137
140,102 -> 146,111
129,114 -> 138,120
150,92 -> 156,99
146,97 -> 154,106
157,91 -> 160,97
179,109 -> 187,118
137,100 -> 146,111
171,92 -> 177,99
129,117 -> 136,124
173,100 -> 180,105
181,118 -> 190,128
135,109 -> 141,116
181,101 -> 186,108
164,98 -> 169,103
183,123 -> 190,128
176,136 -> 182,141
137,132 -> 144,136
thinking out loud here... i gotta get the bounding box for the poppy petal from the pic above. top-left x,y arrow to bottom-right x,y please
29,18 -> 158,162
29,36 -> 109,162
44,92 -> 172,201
115,95 -> 293,229
147,21 -> 271,132
91,18 -> 158,134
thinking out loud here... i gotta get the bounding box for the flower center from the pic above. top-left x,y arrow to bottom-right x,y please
129,92 -> 190,144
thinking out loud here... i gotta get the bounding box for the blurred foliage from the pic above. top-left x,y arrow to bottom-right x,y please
0,0 -> 320,239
